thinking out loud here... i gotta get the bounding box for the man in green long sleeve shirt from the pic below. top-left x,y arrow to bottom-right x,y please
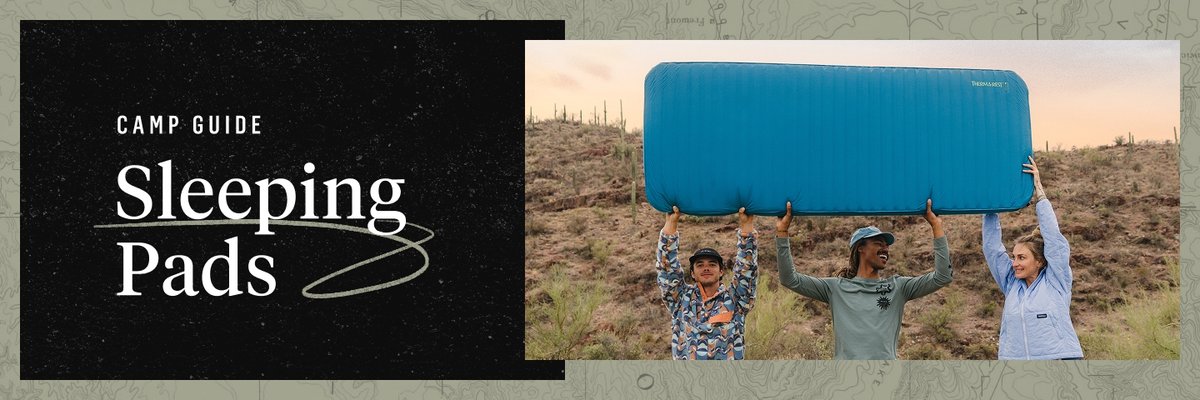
774,199 -> 952,360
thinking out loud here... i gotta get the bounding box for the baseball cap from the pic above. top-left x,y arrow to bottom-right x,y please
849,226 -> 895,248
689,248 -> 724,267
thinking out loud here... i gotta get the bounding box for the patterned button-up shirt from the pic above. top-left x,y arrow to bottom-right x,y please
655,229 -> 758,360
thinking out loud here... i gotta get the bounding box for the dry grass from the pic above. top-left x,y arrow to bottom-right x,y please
745,274 -> 833,359
1078,258 -> 1180,359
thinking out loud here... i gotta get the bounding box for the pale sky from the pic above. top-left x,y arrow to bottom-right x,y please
526,41 -> 1179,148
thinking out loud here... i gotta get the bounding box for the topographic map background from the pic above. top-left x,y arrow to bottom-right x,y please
2,0 -> 1197,399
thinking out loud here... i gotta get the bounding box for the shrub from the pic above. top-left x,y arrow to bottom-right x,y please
1038,151 -> 1063,171
920,292 -> 962,345
582,331 -> 638,360
526,264 -> 607,359
745,274 -> 799,359
963,341 -> 997,360
682,215 -> 722,224
611,142 -> 636,161
591,207 -> 610,220
1078,258 -> 1179,359
1116,289 -> 1180,358
568,213 -> 588,235
1134,233 -> 1167,247
1150,175 -> 1163,190
1085,149 -> 1112,168
585,239 -> 612,265
745,273 -> 833,359
1078,323 -> 1116,357
796,321 -> 835,360
977,300 -> 997,319
814,216 -> 829,232
905,342 -> 948,360
525,218 -> 550,236
1080,219 -> 1108,241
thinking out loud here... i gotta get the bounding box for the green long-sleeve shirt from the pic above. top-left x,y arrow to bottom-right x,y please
775,236 -> 952,360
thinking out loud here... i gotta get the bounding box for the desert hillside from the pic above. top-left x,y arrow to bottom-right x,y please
524,119 -> 1180,360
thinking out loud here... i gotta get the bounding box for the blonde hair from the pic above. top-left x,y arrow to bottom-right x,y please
1015,227 -> 1046,267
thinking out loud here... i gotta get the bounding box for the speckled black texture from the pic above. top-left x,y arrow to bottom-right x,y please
21,21 -> 563,379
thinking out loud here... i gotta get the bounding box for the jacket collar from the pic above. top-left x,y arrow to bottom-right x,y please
1020,270 -> 1046,293
696,282 -> 726,303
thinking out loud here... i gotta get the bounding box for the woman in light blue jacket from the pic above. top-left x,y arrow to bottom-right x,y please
982,156 -> 1084,360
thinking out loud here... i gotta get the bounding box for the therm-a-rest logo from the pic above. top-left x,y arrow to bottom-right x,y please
971,80 -> 1008,88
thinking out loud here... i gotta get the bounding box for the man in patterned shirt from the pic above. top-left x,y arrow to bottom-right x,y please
655,205 -> 758,360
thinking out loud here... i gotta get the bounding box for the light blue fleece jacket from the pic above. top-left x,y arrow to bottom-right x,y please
983,199 -> 1084,360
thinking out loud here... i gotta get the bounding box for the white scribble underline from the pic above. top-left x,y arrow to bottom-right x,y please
93,219 -> 435,299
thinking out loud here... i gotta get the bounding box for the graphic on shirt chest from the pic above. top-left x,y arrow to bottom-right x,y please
875,282 -> 894,310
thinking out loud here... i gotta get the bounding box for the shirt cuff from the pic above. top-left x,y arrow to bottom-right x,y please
660,229 -> 679,240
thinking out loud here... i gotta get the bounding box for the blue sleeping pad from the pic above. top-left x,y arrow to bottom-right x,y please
643,62 -> 1033,216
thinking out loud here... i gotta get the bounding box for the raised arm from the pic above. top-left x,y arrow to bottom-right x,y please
774,202 -> 832,303
731,207 -> 758,315
656,206 -> 685,313
982,213 -> 1016,292
1026,156 -> 1072,294
901,199 -> 953,299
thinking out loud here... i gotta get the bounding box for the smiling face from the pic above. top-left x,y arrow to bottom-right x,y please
856,237 -> 890,271
690,257 -> 723,287
1012,242 -> 1045,283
